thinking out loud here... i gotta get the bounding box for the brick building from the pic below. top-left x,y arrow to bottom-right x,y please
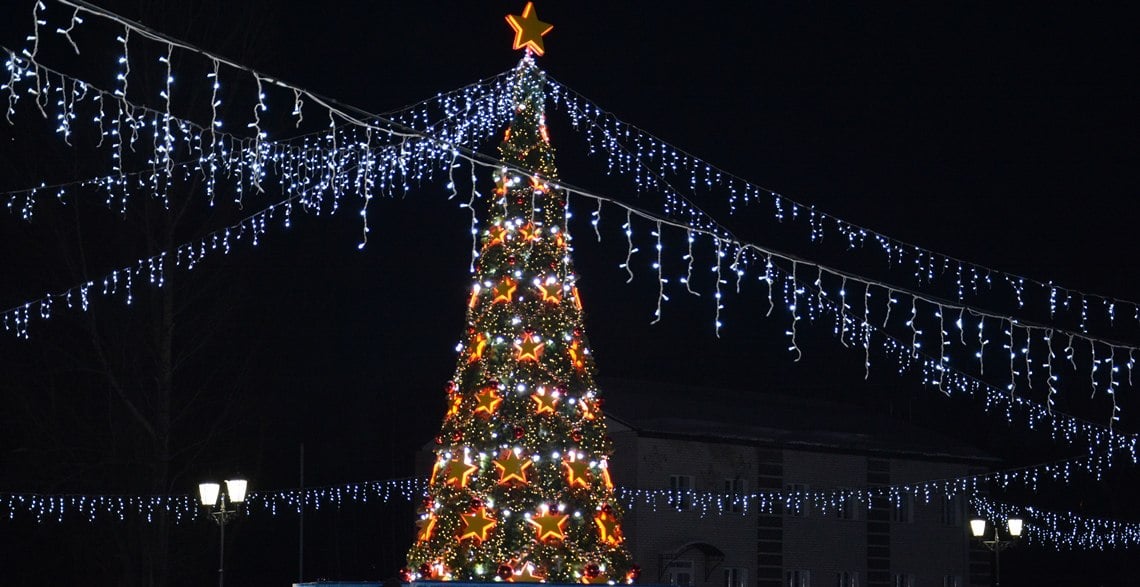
601,380 -> 995,587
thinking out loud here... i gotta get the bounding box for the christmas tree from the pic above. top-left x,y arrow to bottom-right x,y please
404,6 -> 635,584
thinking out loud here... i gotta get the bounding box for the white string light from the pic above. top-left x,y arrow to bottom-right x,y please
544,76 -> 1140,342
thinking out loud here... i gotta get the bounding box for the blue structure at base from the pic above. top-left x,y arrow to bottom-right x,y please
293,583 -> 382,587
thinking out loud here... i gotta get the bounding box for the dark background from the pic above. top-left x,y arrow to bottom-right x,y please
1,1 -> 1138,585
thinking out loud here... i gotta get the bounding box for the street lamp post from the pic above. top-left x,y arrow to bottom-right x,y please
199,478 -> 248,587
969,517 -> 1023,587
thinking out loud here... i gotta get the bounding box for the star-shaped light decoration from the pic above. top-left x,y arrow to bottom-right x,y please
446,395 -> 463,418
571,286 -> 583,310
563,458 -> 591,489
594,509 -> 622,545
531,391 -> 558,415
442,459 -> 478,488
537,279 -> 562,304
515,332 -> 545,362
568,339 -> 586,370
416,514 -> 437,542
578,397 -> 597,421
511,562 -> 546,583
494,173 -> 509,197
493,450 -> 532,485
505,2 -> 553,56
519,222 -> 539,242
600,464 -> 614,489
467,333 -> 488,364
493,278 -> 518,304
487,225 -> 507,247
474,386 -> 503,417
529,509 -> 569,542
530,176 -> 548,194
459,507 -> 497,544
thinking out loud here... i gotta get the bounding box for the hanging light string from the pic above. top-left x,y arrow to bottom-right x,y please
544,76 -> 1140,342
972,495 -> 1140,550
4,84 -> 1130,460
0,456 -> 1124,537
539,177 -> 1137,451
23,0 -> 1140,347
2,44 -> 517,220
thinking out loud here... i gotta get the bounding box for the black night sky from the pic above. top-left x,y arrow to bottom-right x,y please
1,1 -> 1138,585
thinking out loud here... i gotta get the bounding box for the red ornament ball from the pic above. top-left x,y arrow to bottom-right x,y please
418,563 -> 432,578
628,564 -> 642,581
400,568 -> 414,582
470,497 -> 484,509
571,429 -> 583,442
584,563 -> 600,578
497,564 -> 513,580
451,431 -> 462,442
434,435 -> 443,445
513,426 -> 526,439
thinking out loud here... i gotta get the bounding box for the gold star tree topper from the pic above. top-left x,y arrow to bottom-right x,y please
506,2 -> 553,56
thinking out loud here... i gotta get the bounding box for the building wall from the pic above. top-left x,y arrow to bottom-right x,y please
609,426 -> 756,587
607,420 -> 983,587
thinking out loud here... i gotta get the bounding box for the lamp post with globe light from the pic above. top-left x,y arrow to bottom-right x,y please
198,478 -> 248,587
969,517 -> 1022,587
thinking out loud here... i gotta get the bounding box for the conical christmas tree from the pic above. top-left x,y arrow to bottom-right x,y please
404,51 -> 635,584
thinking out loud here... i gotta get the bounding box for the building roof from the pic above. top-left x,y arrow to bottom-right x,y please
598,378 -> 995,463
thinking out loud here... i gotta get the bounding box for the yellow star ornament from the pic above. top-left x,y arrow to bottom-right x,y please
506,2 -> 553,56
442,459 -> 478,488
515,332 -> 545,362
531,391 -> 558,415
529,510 -> 569,542
494,450 -> 532,485
511,562 -> 546,583
537,279 -> 562,304
563,459 -> 591,489
459,507 -> 497,544
474,386 -> 503,417
493,278 -> 518,304
594,509 -> 622,545
416,514 -> 437,542
467,333 -> 488,364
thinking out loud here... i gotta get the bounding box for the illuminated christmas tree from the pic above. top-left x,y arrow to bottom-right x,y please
404,4 -> 635,584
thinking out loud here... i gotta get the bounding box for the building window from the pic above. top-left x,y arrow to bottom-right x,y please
942,575 -> 960,587
664,559 -> 693,587
890,494 -> 912,523
669,475 -> 693,511
724,567 -> 746,587
785,483 -> 810,517
786,569 -> 811,587
836,571 -> 859,587
892,573 -> 914,587
940,495 -> 963,526
724,478 -> 746,513
836,489 -> 857,520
